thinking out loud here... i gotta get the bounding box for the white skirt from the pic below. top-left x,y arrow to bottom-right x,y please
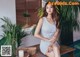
40,40 -> 59,55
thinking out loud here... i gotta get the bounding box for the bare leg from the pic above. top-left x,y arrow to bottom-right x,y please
45,45 -> 55,57
46,51 -> 54,57
52,44 -> 60,57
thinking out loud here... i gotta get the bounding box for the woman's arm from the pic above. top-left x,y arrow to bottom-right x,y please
49,28 -> 60,43
34,18 -> 49,41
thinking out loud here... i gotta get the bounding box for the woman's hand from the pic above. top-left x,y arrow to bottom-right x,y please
49,37 -> 56,43
49,39 -> 54,43
43,38 -> 49,41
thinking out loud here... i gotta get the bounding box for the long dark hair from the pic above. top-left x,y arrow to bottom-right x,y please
42,1 -> 60,29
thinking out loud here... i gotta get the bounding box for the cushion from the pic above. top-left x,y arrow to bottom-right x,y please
22,24 -> 36,35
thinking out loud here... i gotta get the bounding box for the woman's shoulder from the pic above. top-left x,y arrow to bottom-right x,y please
38,17 -> 43,23
38,17 -> 45,24
39,17 -> 45,21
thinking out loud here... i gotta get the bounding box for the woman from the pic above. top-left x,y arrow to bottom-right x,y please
34,1 -> 60,57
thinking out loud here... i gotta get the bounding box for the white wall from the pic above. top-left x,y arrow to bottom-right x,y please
0,0 -> 16,39
73,12 -> 80,41
42,0 -> 46,8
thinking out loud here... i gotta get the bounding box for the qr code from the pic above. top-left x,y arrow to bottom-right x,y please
1,45 -> 12,56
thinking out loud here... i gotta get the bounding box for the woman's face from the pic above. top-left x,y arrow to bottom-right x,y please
46,4 -> 53,15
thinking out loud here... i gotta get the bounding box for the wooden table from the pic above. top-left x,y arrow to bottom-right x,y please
17,45 -> 75,57
60,45 -> 75,57
17,46 -> 37,57
30,45 -> 75,57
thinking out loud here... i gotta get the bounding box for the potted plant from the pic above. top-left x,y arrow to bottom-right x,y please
0,17 -> 27,57
23,11 -> 30,26
38,7 -> 44,18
